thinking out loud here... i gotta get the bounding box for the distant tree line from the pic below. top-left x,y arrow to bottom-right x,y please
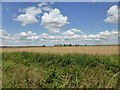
2,44 -> 118,48
54,44 -> 88,47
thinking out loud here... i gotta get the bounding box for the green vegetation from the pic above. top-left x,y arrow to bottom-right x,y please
2,52 -> 120,88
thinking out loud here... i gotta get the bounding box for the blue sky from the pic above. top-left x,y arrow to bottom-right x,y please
1,2 -> 119,46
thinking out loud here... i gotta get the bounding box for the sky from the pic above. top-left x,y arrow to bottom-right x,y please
1,2 -> 120,46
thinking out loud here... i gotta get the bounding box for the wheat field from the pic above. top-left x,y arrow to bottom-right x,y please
1,46 -> 119,55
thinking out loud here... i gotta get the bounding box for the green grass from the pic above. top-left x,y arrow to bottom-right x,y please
1,52 -> 120,88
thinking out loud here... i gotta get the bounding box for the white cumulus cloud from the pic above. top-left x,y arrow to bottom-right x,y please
41,8 -> 69,33
42,7 -> 53,12
16,31 -> 37,40
104,5 -> 120,23
63,28 -> 83,36
38,2 -> 47,7
0,29 -> 11,39
17,31 -> 36,36
14,7 -> 42,26
99,30 -> 111,35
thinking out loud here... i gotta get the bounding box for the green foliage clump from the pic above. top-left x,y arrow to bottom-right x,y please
1,52 -> 119,88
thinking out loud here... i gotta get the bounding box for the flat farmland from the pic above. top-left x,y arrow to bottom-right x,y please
1,46 -> 119,55
1,46 -> 120,88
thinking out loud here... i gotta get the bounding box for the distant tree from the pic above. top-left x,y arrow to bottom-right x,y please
85,44 -> 87,46
56,44 -> 58,46
67,44 -> 69,46
60,44 -> 62,46
69,44 -> 72,46
75,44 -> 78,46
43,45 -> 45,47
64,44 -> 66,46
55,44 -> 57,46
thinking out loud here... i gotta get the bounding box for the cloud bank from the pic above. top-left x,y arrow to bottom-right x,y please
1,29 -> 119,46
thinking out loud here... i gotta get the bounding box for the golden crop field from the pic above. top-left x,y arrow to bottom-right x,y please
1,45 -> 119,55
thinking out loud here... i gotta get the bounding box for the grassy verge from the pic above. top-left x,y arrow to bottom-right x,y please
2,52 -> 120,88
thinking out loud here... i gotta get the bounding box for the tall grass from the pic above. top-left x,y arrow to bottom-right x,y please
2,52 -> 120,88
